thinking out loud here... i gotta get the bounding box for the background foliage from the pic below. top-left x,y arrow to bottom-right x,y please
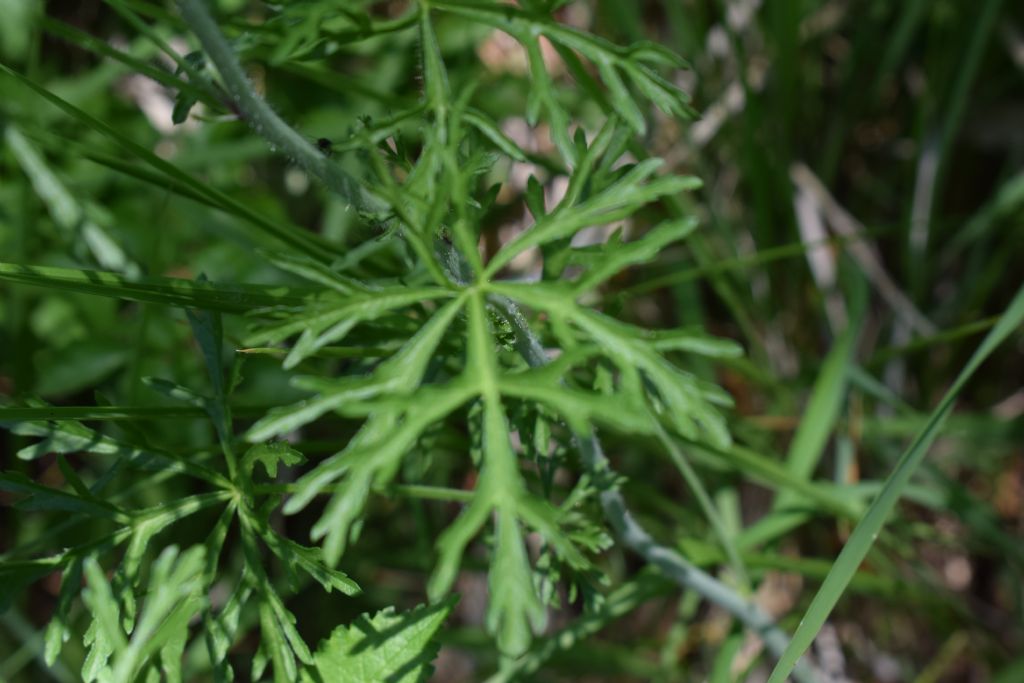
1,1 -> 1023,681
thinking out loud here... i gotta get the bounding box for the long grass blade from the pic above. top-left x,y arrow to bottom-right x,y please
0,262 -> 314,312
767,283 -> 1024,682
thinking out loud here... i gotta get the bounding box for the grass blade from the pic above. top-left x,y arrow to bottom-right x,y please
767,283 -> 1024,682
0,262 -> 313,312
739,320 -> 858,549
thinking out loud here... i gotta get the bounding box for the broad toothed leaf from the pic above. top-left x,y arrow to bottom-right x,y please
301,598 -> 456,683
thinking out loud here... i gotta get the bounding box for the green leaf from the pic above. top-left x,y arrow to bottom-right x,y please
485,160 -> 701,276
491,283 -> 732,447
265,251 -> 370,296
245,375 -> 393,443
596,60 -> 645,133
238,539 -> 311,683
646,328 -> 744,358
419,9 -> 450,113
302,597 -> 457,683
246,295 -> 466,442
82,556 -> 125,680
463,108 -> 529,162
202,573 -> 250,681
9,415 -> 227,485
0,262 -> 313,313
13,417 -> 134,461
243,441 -> 306,479
258,525 -> 361,596
245,287 -> 454,369
112,546 -> 207,683
431,1 -> 698,125
38,15 -> 217,111
142,377 -> 207,408
0,472 -> 126,520
571,218 -> 698,293
487,508 -> 546,656
523,38 -> 576,165
187,305 -> 227,401
44,558 -> 83,666
428,492 -> 492,603
115,512 -> 177,631
498,373 -> 654,435
298,382 -> 477,564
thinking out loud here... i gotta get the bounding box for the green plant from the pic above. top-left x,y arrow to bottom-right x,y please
2,1 -> 1023,682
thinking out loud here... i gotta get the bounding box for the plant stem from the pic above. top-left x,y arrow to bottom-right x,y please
176,0 -> 457,286
175,0 -> 378,215
492,293 -> 813,681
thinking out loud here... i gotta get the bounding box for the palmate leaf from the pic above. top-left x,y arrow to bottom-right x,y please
300,597 -> 457,683
426,294 -> 550,656
264,287 -> 605,656
242,118 -> 718,662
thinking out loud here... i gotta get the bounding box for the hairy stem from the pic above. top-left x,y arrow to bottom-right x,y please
175,0 -> 376,214
176,0 -> 460,287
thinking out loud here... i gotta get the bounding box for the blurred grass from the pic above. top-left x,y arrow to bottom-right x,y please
1,0 -> 1022,681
